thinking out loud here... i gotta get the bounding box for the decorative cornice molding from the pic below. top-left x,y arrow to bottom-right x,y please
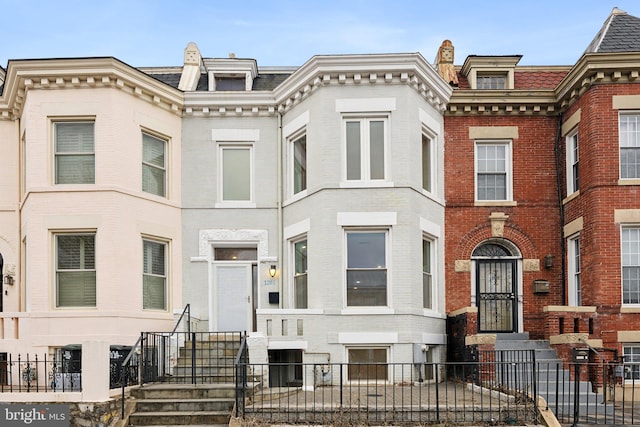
0,57 -> 183,120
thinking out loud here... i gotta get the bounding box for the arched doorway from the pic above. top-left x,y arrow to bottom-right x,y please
472,241 -> 521,333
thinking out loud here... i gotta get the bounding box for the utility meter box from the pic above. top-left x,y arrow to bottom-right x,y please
533,280 -> 550,294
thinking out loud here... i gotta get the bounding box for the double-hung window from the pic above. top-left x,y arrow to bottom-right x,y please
345,117 -> 387,182
422,132 -> 434,193
566,131 -> 579,194
220,145 -> 252,202
143,239 -> 167,310
623,345 -> 640,380
620,113 -> 640,179
346,231 -> 387,307
54,121 -> 95,184
568,235 -> 581,306
293,238 -> 308,309
423,238 -> 433,309
476,74 -> 506,90
142,133 -> 167,197
56,233 -> 96,307
292,133 -> 307,195
475,141 -> 511,201
622,227 -> 640,305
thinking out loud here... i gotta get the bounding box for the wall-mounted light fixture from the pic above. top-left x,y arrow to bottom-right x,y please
544,254 -> 555,269
269,265 -> 277,278
4,275 -> 14,286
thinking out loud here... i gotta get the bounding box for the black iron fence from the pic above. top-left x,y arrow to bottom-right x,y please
235,360 -> 539,425
0,353 -> 81,392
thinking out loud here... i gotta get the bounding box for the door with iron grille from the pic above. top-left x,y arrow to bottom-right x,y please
474,244 -> 518,333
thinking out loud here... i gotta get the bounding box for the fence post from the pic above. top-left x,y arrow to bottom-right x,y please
340,364 -> 343,407
573,363 -> 580,427
435,363 -> 440,423
191,332 -> 196,384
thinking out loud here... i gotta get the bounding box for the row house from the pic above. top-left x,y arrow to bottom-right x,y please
0,6 -> 639,398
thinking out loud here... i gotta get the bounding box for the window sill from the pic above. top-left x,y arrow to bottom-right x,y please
215,202 -> 257,208
257,308 -> 323,315
562,190 -> 580,204
619,179 -> 640,186
621,306 -> 640,313
284,190 -> 308,206
422,309 -> 447,319
341,308 -> 395,315
474,200 -> 517,207
340,181 -> 394,189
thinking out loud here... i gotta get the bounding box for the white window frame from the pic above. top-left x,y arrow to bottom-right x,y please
342,115 -> 389,185
423,235 -> 437,311
623,344 -> 640,382
567,234 -> 581,306
622,227 -> 640,306
55,232 -> 96,308
142,131 -> 167,197
422,128 -> 436,194
217,144 -> 255,207
344,229 -> 389,308
142,237 -> 168,311
475,140 -> 513,202
566,130 -> 579,195
54,120 -> 95,185
290,235 -> 308,309
346,346 -> 389,382
289,129 -> 307,198
476,73 -> 507,90
620,112 -> 640,180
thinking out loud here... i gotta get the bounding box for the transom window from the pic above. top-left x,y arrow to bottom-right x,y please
214,247 -> 257,261
142,133 -> 167,197
293,239 -> 308,309
622,227 -> 640,305
56,233 -> 96,307
143,239 -> 167,310
54,121 -> 95,184
477,74 -> 506,90
475,141 -> 512,201
345,117 -> 387,182
220,146 -> 252,202
346,231 -> 387,307
620,113 -> 640,179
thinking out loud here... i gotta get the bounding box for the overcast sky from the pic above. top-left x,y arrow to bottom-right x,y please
2,1 -> 639,68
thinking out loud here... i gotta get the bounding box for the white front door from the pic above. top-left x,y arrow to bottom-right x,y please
212,263 -> 252,332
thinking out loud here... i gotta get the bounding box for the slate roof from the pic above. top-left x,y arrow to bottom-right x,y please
141,71 -> 291,92
584,8 -> 640,54
148,73 -> 182,89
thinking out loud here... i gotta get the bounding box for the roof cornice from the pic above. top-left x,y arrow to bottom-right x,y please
0,57 -> 184,120
448,90 -> 557,115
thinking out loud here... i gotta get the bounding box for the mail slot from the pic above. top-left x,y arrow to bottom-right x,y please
572,348 -> 589,363
533,280 -> 550,294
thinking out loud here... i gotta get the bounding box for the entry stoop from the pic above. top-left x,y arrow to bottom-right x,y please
128,383 -> 236,426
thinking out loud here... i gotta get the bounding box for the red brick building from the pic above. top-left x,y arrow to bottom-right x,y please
444,8 -> 640,369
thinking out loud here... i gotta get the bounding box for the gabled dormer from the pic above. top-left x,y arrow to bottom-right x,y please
203,55 -> 258,92
460,55 -> 522,90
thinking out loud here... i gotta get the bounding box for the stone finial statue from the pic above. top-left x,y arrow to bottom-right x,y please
436,40 -> 459,87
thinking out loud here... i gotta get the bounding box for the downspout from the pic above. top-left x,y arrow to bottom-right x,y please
277,109 -> 283,308
553,114 -> 566,306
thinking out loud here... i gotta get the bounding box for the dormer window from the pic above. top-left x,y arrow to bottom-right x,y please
476,73 -> 506,90
215,76 -> 246,91
461,55 -> 521,90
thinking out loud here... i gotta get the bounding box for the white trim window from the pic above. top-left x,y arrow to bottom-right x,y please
219,145 -> 253,203
346,230 -> 387,307
622,227 -> 640,305
620,113 -> 640,179
566,130 -> 579,194
143,239 -> 167,310
475,141 -> 512,201
623,344 -> 640,381
56,233 -> 96,307
291,131 -> 307,196
422,131 -> 435,193
347,347 -> 388,381
292,237 -> 308,309
567,235 -> 581,306
142,132 -> 167,197
345,117 -> 387,182
54,121 -> 95,184
423,237 -> 434,310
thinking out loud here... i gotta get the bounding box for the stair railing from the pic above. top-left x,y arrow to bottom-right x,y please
234,332 -> 248,418
120,332 -> 144,419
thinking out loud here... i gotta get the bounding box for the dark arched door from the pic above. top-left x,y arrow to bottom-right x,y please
474,243 -> 517,333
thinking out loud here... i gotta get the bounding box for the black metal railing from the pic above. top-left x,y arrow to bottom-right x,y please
234,334 -> 249,417
235,360 -> 539,425
0,353 -> 81,392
